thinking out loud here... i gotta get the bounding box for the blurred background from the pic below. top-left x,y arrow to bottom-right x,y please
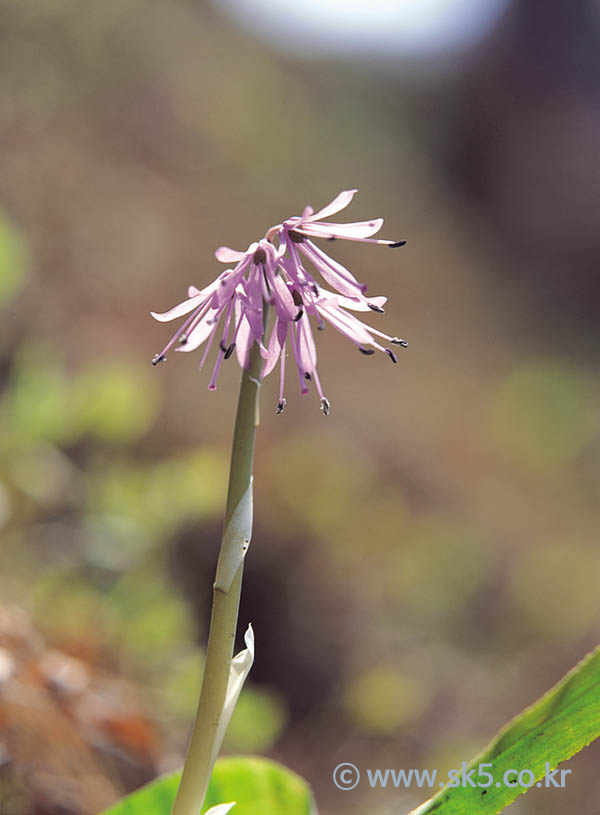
1,0 -> 600,812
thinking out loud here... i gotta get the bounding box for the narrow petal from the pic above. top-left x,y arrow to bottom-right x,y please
317,302 -> 378,347
215,246 -> 248,263
268,271 -> 297,320
176,308 -> 220,351
306,189 -> 358,222
300,242 -> 366,299
151,283 -> 217,322
289,324 -> 309,394
297,313 -> 317,373
263,317 -> 284,378
300,218 -> 384,240
318,290 -> 387,311
234,301 -> 253,369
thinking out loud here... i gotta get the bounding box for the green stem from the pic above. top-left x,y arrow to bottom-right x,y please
171,343 -> 263,815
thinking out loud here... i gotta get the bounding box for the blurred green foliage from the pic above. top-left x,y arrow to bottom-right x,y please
0,213 -> 29,306
490,359 -> 598,474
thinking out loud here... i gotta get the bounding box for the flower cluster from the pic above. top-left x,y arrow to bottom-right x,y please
151,190 -> 407,414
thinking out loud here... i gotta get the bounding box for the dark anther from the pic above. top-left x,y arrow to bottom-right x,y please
388,240 -> 407,248
288,230 -> 304,243
219,340 -> 228,353
386,349 -> 398,364
304,372 -> 312,381
317,320 -> 325,331
293,309 -> 303,322
391,337 -> 408,348
224,342 -> 236,360
326,236 -> 336,242
358,346 -> 375,355
320,397 -> 330,416
276,398 -> 287,414
368,302 -> 385,313
292,289 -> 303,306
152,353 -> 166,366
312,283 -> 319,296
253,247 -> 267,265
179,335 -> 188,345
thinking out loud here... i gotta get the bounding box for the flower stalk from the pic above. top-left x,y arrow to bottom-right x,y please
171,338 -> 263,815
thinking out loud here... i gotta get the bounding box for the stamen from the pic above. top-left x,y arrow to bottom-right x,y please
292,290 -> 303,306
219,340 -> 228,353
386,349 -> 398,364
326,236 -> 336,242
288,230 -> 304,243
317,320 -> 325,331
152,353 -> 166,366
388,240 -> 406,248
358,346 -> 375,355
304,372 -> 312,381
224,342 -> 236,359
293,309 -> 304,322
179,335 -> 188,345
276,399 -> 287,414
320,397 -> 330,416
368,303 -> 385,313
391,337 -> 408,347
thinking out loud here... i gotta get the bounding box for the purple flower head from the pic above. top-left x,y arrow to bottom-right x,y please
151,238 -> 283,389
266,188 -> 405,306
151,190 -> 407,412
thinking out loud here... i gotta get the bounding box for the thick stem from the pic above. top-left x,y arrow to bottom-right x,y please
171,344 -> 263,815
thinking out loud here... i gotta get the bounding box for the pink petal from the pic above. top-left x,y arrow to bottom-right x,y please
151,292 -> 207,323
317,303 -> 375,347
319,291 -> 387,311
263,318 -> 284,378
176,308 -> 220,351
215,246 -> 247,263
235,313 -> 253,369
297,314 -> 317,373
300,242 -> 365,299
300,218 -> 383,240
269,271 -> 297,320
306,189 -> 357,222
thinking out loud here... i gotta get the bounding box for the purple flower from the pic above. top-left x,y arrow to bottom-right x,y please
151,239 -> 284,389
266,188 -> 405,305
151,190 -> 407,412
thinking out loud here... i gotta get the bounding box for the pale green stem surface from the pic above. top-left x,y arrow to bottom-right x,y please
171,343 -> 263,815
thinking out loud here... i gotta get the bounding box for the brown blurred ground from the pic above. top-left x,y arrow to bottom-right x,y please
0,0 -> 600,813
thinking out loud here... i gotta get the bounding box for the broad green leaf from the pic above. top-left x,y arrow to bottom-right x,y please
102,756 -> 316,815
103,771 -> 179,815
411,645 -> 600,814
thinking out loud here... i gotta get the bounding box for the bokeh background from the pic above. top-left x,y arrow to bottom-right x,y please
1,0 -> 600,813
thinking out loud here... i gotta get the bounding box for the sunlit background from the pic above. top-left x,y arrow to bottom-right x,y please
1,0 -> 600,812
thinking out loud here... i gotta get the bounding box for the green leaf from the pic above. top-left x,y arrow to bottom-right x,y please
102,756 -> 316,815
411,646 -> 600,814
